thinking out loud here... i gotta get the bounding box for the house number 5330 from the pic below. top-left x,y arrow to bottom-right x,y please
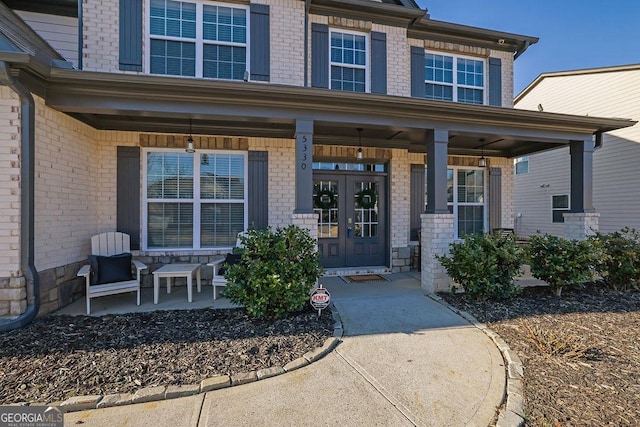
299,135 -> 309,170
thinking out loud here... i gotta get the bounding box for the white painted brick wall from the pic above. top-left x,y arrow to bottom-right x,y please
490,49 -> 514,107
33,96 -> 100,271
0,87 -> 22,278
390,149 -> 410,248
248,138 -> 296,227
257,0 -> 305,86
83,0 -> 120,72
489,157 -> 515,228
373,24 -> 410,97
421,213 -> 454,293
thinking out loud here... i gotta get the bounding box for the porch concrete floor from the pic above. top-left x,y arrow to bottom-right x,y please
54,284 -> 240,317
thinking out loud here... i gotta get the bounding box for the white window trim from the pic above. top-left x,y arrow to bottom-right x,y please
448,166 -> 487,239
551,194 -> 570,224
514,156 -> 529,174
141,147 -> 248,251
424,50 -> 486,104
328,28 -> 370,93
145,0 -> 250,80
424,166 -> 487,239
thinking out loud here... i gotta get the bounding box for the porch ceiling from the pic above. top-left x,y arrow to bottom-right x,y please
39,69 -> 636,158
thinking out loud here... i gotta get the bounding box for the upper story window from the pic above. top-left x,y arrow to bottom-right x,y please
148,0 -> 248,80
330,30 -> 368,92
514,156 -> 529,174
424,51 -> 485,104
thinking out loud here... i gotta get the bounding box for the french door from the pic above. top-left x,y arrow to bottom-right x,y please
313,173 -> 387,268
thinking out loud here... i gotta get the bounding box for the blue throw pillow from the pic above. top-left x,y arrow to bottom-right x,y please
218,253 -> 243,276
88,253 -> 133,285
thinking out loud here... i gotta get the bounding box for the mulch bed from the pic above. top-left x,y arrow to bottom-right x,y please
0,306 -> 334,405
441,285 -> 640,426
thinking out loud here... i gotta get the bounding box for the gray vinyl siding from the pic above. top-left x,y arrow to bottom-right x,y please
515,68 -> 640,237
16,11 -> 78,67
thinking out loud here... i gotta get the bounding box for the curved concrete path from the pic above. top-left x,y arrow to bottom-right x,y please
65,274 -> 505,427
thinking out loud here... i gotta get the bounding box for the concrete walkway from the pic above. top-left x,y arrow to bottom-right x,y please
64,273 -> 505,427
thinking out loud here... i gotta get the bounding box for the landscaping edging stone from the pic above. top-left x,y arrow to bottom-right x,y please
54,305 -> 343,413
427,294 -> 525,427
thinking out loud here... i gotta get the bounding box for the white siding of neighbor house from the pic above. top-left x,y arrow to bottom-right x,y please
514,67 -> 640,237
16,11 -> 78,68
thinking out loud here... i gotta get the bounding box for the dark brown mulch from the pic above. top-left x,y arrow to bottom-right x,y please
0,306 -> 334,405
441,285 -> 640,426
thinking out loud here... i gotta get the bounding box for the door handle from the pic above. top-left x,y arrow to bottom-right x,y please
347,226 -> 352,237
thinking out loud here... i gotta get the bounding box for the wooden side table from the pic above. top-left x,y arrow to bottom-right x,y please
152,263 -> 202,304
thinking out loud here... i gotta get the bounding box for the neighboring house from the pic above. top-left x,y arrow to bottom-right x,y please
0,0 -> 633,325
514,65 -> 640,238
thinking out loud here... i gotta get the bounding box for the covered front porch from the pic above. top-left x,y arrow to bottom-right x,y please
40,69 -> 632,293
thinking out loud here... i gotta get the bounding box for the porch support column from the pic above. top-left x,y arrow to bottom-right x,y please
292,119 -> 318,243
565,139 -> 599,239
294,119 -> 314,214
422,129 -> 454,293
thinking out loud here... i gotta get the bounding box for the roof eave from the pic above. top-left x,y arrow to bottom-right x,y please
309,0 -> 426,27
408,18 -> 539,55
45,69 -> 634,136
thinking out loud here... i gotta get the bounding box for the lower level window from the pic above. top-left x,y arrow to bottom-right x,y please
144,150 -> 246,249
552,195 -> 569,223
425,167 -> 486,238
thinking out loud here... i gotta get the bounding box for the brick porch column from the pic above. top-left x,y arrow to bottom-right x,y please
290,213 -> 319,242
421,213 -> 454,293
564,212 -> 600,240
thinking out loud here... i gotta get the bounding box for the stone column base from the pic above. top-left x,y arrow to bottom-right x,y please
421,213 -> 455,293
564,212 -> 600,240
0,276 -> 27,317
290,213 -> 319,241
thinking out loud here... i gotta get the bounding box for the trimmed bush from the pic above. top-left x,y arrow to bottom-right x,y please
527,234 -> 600,297
437,233 -> 524,300
223,225 -> 323,319
591,227 -> 640,291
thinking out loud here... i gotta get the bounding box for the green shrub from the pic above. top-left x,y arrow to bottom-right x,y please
591,227 -> 640,291
223,225 -> 323,319
527,234 -> 600,297
436,233 -> 524,300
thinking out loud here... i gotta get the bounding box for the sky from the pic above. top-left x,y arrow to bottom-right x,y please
415,0 -> 640,95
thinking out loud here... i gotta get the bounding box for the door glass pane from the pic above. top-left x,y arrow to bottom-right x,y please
354,181 -> 378,238
314,180 -> 338,238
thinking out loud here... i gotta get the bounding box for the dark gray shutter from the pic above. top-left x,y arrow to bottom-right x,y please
117,147 -> 141,249
311,23 -> 329,88
250,4 -> 270,82
410,46 -> 425,98
248,151 -> 268,229
371,31 -> 387,94
488,57 -> 502,106
489,167 -> 502,233
410,164 -> 426,241
119,0 -> 143,71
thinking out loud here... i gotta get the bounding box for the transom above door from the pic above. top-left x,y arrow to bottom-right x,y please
313,163 -> 387,268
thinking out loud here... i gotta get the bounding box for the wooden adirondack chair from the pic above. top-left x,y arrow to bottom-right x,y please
207,232 -> 247,300
77,232 -> 147,314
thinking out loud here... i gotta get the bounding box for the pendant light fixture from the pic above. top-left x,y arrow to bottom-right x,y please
185,118 -> 196,153
478,138 -> 486,168
356,127 -> 363,160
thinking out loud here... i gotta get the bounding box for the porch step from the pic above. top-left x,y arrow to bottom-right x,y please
322,266 -> 392,277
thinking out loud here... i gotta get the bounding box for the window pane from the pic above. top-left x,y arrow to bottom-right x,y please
552,195 -> 569,209
203,45 -> 246,80
150,40 -> 195,76
147,202 -> 193,248
201,203 -> 244,247
331,65 -> 365,92
458,206 -> 484,236
201,154 -> 245,199
331,32 -> 366,68
146,152 -> 193,199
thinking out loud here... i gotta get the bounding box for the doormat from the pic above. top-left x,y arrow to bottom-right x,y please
343,274 -> 389,283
